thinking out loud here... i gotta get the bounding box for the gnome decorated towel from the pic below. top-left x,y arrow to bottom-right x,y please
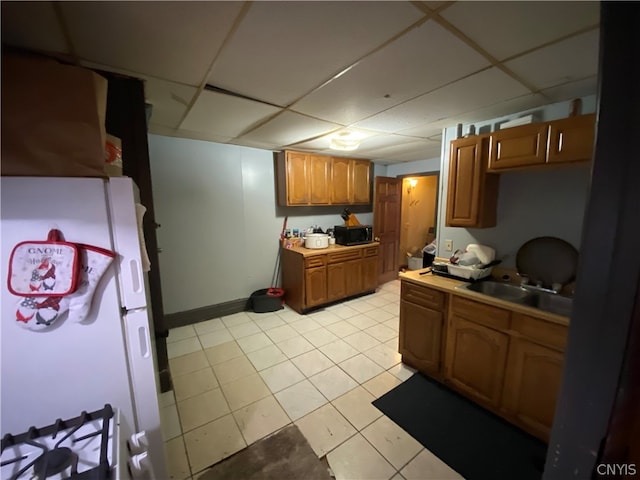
15,243 -> 115,330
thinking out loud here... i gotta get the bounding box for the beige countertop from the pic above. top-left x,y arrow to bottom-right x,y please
283,242 -> 379,257
399,268 -> 570,327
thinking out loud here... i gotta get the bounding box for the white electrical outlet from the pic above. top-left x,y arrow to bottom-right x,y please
445,239 -> 453,252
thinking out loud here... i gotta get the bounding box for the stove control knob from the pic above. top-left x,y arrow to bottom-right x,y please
129,451 -> 152,479
128,431 -> 149,453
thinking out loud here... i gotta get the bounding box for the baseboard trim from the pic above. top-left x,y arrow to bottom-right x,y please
165,297 -> 249,329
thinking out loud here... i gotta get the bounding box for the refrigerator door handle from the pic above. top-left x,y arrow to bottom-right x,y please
128,258 -> 143,294
137,325 -> 150,359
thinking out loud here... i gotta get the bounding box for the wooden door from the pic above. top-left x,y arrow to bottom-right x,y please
286,152 -> 310,205
331,157 -> 351,204
374,177 -> 402,285
309,154 -> 331,204
399,300 -> 443,375
444,315 -> 509,407
547,114 -> 596,164
502,338 -> 565,441
305,266 -> 327,307
488,123 -> 548,170
327,263 -> 346,302
352,159 -> 371,204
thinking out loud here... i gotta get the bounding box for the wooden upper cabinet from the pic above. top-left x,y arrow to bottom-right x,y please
285,151 -> 310,205
351,159 -> 371,204
488,123 -> 548,171
446,136 -> 499,228
309,155 -> 331,204
277,151 -> 371,206
547,113 -> 596,164
487,114 -> 595,172
330,157 -> 351,204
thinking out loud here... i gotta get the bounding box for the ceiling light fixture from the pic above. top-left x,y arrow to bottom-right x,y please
330,131 -> 361,151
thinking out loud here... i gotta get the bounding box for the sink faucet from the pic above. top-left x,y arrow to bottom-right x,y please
518,273 -> 562,294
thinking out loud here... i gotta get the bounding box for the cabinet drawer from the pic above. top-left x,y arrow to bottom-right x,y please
363,246 -> 379,257
402,282 -> 445,311
511,313 -> 568,350
451,296 -> 510,331
327,249 -> 362,264
305,256 -> 327,268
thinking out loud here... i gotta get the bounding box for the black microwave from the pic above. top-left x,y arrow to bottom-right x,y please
334,225 -> 373,246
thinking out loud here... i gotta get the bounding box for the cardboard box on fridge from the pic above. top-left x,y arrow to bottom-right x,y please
1,54 -> 108,177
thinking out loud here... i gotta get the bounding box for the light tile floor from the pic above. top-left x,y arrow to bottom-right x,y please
159,280 -> 463,480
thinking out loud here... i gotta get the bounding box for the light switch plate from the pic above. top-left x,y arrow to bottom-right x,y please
445,239 -> 453,252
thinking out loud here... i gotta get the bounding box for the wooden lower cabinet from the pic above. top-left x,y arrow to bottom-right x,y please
362,253 -> 378,292
399,279 -> 568,442
281,244 -> 379,313
305,266 -> 327,307
444,315 -> 510,408
399,300 -> 443,375
501,337 -> 565,440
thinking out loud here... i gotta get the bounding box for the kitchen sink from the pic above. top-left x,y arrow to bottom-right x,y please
457,281 -> 573,316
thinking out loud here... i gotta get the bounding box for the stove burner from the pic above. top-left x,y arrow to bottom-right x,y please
1,405 -> 114,480
33,447 -> 77,478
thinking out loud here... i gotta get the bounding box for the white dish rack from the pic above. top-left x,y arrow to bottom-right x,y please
447,264 -> 493,280
432,261 -> 493,280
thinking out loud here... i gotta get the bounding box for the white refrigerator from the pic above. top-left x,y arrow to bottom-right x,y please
0,176 -> 167,479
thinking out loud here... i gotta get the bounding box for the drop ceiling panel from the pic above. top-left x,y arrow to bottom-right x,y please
440,1 -> 600,61
239,111 -> 341,147
356,134 -> 426,154
144,78 -> 198,129
541,76 -> 598,103
504,30 -> 599,91
149,125 -> 233,145
353,68 -> 530,133
208,1 -> 424,107
1,2 -> 68,55
367,139 -> 441,163
289,128 -> 382,151
291,19 -> 490,125
181,90 -> 282,137
60,1 -> 245,85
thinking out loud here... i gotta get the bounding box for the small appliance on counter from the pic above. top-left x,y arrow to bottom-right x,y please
304,233 -> 329,249
334,225 -> 373,246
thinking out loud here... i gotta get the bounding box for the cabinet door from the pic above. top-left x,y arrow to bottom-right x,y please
488,123 -> 548,171
286,152 -> 309,205
444,315 -> 509,407
361,255 -> 378,292
547,114 -> 595,164
309,155 -> 331,204
327,263 -> 347,302
502,338 -> 565,441
446,136 -> 498,228
331,157 -> 351,204
399,300 -> 443,375
305,266 -> 327,307
351,159 -> 371,204
344,259 -> 362,296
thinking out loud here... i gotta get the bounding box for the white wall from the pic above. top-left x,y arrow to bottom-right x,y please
148,136 -> 373,314
435,95 -> 596,266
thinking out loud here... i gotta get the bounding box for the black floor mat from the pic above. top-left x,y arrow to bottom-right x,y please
372,373 -> 547,480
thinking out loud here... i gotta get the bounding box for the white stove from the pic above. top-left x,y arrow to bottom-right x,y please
0,405 -> 130,480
